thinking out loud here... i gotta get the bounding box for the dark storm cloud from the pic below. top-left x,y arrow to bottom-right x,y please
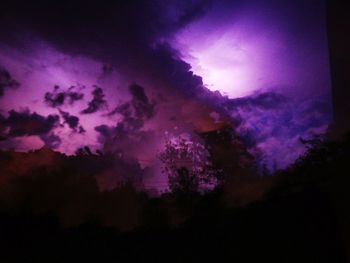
101,83 -> 156,145
40,133 -> 61,149
224,92 -> 288,111
0,110 -> 60,137
44,85 -> 84,108
0,109 -> 62,151
95,83 -> 159,158
0,68 -> 20,97
45,90 -> 65,107
81,86 -> 107,114
108,102 -> 132,118
0,0 -> 209,99
145,44 -> 204,96
0,0 -> 210,48
109,84 -> 155,119
95,118 -> 144,145
60,110 -> 78,129
68,90 -> 84,103
0,113 -> 6,132
59,110 -> 84,133
78,126 -> 86,133
129,84 -> 154,117
95,125 -> 117,144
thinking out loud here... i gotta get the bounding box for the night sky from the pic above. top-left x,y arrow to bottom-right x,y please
0,0 -> 332,191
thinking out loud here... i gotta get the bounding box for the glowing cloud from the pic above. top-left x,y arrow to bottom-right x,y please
172,2 -> 331,99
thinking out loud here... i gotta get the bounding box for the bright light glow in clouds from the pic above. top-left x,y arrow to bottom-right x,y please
173,3 -> 331,99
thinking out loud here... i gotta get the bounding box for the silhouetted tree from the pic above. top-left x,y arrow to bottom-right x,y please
200,127 -> 256,182
168,167 -> 199,194
159,134 -> 218,194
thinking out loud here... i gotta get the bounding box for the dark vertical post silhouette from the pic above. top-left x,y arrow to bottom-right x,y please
327,0 -> 350,136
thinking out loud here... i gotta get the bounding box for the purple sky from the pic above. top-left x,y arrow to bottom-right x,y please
172,1 -> 330,99
0,0 -> 332,191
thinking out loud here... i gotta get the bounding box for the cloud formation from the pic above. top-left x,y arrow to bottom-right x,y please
0,68 -> 19,97
44,85 -> 84,108
59,110 -> 85,133
1,110 -> 59,137
0,0 -> 332,189
222,92 -> 332,170
109,84 -> 155,120
96,84 -> 156,152
81,86 -> 107,114
0,110 -> 61,149
40,133 -> 61,149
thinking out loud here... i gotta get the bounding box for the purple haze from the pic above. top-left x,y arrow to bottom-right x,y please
0,0 -> 332,191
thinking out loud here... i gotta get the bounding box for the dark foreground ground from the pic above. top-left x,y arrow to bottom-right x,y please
0,184 -> 348,262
